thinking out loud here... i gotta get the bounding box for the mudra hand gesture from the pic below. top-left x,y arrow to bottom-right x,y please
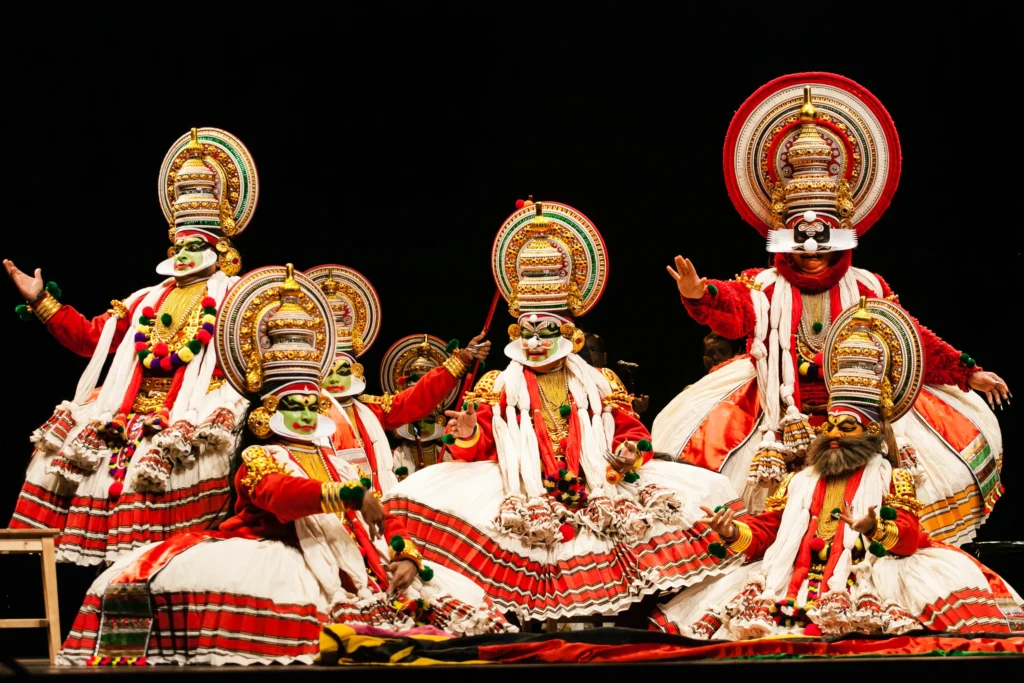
445,400 -> 477,439
459,332 -> 491,364
839,504 -> 877,536
699,504 -> 737,542
3,259 -> 44,302
606,440 -> 639,474
666,255 -> 708,300
360,493 -> 387,541
386,559 -> 419,597
968,371 -> 1011,410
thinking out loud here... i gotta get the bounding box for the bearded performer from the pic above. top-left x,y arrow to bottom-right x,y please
58,265 -> 512,667
306,265 -> 488,494
6,129 -> 256,564
379,334 -> 462,479
654,73 -> 1009,545
385,200 -> 743,623
651,297 -> 1023,639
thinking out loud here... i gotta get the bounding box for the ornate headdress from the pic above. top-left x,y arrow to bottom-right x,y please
823,297 -> 923,430
380,334 -> 459,441
494,199 -> 608,365
725,73 -> 901,253
306,264 -> 382,397
157,128 -> 259,276
216,264 -> 337,440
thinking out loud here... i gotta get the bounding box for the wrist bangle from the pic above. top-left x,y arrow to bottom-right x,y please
30,291 -> 62,324
443,354 -> 468,379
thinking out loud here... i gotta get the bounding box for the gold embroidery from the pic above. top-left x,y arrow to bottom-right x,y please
464,370 -> 502,406
763,472 -> 795,513
601,368 -> 637,416
240,446 -> 288,496
884,468 -> 923,516
358,393 -> 394,414
389,537 -> 424,571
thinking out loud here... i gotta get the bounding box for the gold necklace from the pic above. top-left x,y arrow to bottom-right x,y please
285,441 -> 334,483
798,290 -> 830,352
535,367 -> 570,444
153,281 -> 208,343
816,475 -> 849,540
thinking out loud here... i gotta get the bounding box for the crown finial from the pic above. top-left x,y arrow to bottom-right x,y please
185,127 -> 204,155
281,263 -> 300,294
798,86 -> 818,123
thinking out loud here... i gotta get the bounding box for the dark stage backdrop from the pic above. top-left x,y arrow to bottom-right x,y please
1,9 -> 1019,659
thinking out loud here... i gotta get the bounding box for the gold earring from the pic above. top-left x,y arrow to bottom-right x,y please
247,407 -> 272,438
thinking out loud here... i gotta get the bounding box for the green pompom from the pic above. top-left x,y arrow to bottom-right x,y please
419,565 -> 434,582
138,315 -> 151,326
812,321 -> 823,334
559,404 -> 571,418
137,349 -> 151,360
203,306 -> 217,316
966,357 -> 976,367
390,536 -> 405,553
637,439 -> 653,452
869,541 -> 887,558
830,507 -> 842,519
446,339 -> 460,354
786,598 -> 795,608
462,401 -> 468,411
45,281 -> 62,299
624,471 -> 640,484
714,504 -> 727,513
558,468 -> 568,478
360,477 -> 372,489
707,283 -> 718,296
394,466 -> 409,476
188,339 -> 202,354
960,352 -> 971,363
441,434 -> 455,445
15,304 -> 32,321
880,506 -> 897,521
473,401 -> 479,410
478,360 -> 486,372
160,313 -> 172,326
708,542 -> 727,559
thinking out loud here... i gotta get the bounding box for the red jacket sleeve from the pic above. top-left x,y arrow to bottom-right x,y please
881,471 -> 927,557
446,403 -> 497,462
45,303 -> 133,358
680,269 -> 760,341
383,513 -> 410,544
731,508 -> 784,562
872,274 -> 977,391
611,406 -> 654,465
378,365 -> 459,430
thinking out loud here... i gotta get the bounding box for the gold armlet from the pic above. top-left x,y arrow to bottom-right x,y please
239,447 -> 289,497
872,519 -> 901,551
443,354 -> 469,379
726,521 -> 753,553
389,537 -> 424,571
320,480 -> 366,514
31,292 -> 62,324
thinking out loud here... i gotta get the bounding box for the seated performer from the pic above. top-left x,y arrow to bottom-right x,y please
703,332 -> 744,374
651,298 -> 1023,639
379,334 -> 462,479
58,265 -> 512,667
385,200 -> 743,623
305,265 -> 489,494
6,128 -> 255,564
655,75 -> 1008,546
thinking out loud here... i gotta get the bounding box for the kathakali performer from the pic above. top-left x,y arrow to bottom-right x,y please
654,73 -> 1008,545
379,334 -> 463,479
306,264 -> 489,494
7,128 -> 256,564
58,264 -> 512,666
651,297 -> 1023,639
385,200 -> 743,622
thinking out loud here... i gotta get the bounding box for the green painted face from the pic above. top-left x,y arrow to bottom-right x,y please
411,418 -> 436,438
173,237 -> 209,273
278,393 -> 319,437
520,320 -> 561,362
323,361 -> 353,395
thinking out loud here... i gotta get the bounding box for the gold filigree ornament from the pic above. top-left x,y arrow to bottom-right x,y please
319,395 -> 333,415
247,407 -> 272,438
572,328 -> 586,353
560,323 -> 576,339
352,362 -> 364,380
508,323 -> 522,341
216,238 -> 241,277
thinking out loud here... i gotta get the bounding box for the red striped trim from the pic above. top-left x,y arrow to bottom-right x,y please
9,482 -> 72,531
918,587 -> 1011,633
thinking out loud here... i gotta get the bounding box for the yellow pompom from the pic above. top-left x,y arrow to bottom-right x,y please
203,314 -> 216,325
143,354 -> 154,369
178,347 -> 195,363
137,325 -> 151,334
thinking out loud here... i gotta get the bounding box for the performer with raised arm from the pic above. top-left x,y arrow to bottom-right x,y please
651,298 -> 1022,639
385,200 -> 742,623
58,265 -> 512,667
306,265 -> 488,493
7,128 -> 255,564
654,74 -> 1008,545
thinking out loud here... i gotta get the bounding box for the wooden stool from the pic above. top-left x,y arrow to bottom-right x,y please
0,529 -> 61,663
543,615 -> 613,633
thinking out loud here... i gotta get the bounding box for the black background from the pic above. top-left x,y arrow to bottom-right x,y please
1,7 -> 1019,658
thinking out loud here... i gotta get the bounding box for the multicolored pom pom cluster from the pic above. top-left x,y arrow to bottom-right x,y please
135,297 -> 216,372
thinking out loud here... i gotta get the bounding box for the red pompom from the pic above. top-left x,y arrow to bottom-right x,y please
803,623 -> 822,637
813,351 -> 824,367
134,342 -> 148,352
809,537 -> 826,553
558,438 -> 569,452
152,342 -> 169,358
515,199 -> 525,209
559,524 -> 575,542
159,356 -> 173,371
201,297 -> 216,309
108,481 -> 124,498
196,329 -> 212,344
212,367 -> 224,378
142,306 -> 155,319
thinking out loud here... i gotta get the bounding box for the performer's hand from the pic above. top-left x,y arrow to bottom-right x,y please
969,371 -> 1011,410
386,559 -> 419,597
609,440 -> 639,474
460,331 -> 491,363
632,395 -> 650,414
699,504 -> 737,542
444,401 -> 478,439
839,504 -> 877,537
3,260 -> 44,302
360,493 -> 386,541
666,255 -> 708,300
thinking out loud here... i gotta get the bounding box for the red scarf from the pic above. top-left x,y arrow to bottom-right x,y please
773,251 -> 852,293
524,369 -> 583,479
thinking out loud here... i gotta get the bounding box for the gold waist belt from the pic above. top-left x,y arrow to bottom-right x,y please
131,376 -> 226,414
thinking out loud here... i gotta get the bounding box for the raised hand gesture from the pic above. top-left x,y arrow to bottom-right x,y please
3,259 -> 44,302
666,255 -> 708,300
699,504 -> 737,542
444,400 -> 478,439
839,504 -> 877,536
460,331 -> 491,363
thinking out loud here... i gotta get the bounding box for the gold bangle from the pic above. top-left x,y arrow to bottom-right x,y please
31,292 -> 62,324
389,537 -> 424,571
872,519 -> 900,551
443,354 -> 468,379
726,521 -> 753,554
